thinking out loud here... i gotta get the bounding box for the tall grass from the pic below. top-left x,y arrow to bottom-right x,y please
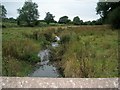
2,39 -> 40,63
2,26 -> 63,76
2,25 -> 119,77
50,26 -> 118,78
2,27 -> 41,76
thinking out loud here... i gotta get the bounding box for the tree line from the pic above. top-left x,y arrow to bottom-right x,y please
1,0 -> 120,28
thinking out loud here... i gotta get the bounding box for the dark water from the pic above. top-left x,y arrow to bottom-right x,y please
30,39 -> 61,77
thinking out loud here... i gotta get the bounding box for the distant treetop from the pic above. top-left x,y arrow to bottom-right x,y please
0,4 -> 7,18
17,0 -> 39,26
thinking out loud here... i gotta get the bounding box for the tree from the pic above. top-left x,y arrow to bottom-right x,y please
73,16 -> 81,25
58,16 -> 70,24
44,12 -> 55,24
95,18 -> 102,25
96,2 -> 120,23
96,2 -> 120,28
108,6 -> 120,29
83,21 -> 91,25
17,0 -> 39,26
0,4 -> 7,18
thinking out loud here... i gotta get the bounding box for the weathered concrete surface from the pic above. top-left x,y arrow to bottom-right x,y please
1,77 -> 119,89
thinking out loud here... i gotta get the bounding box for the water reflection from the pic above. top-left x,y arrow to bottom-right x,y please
30,36 -> 61,77
30,49 -> 60,77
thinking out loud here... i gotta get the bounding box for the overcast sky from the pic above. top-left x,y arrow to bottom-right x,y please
2,0 -> 100,21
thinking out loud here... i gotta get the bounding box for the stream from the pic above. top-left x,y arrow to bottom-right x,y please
29,36 -> 61,77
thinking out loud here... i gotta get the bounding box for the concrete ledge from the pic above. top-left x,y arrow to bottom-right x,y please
1,77 -> 119,89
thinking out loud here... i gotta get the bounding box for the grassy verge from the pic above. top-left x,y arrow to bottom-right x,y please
50,25 -> 119,78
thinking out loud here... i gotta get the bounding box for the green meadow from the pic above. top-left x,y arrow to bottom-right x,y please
2,24 -> 119,77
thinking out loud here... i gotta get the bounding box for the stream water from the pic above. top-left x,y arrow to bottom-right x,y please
29,36 -> 61,77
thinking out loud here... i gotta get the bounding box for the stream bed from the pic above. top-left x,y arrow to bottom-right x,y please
29,39 -> 61,77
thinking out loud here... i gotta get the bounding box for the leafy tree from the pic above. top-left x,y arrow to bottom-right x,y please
17,0 -> 39,26
108,6 -> 120,29
0,4 -> 7,18
83,21 -> 91,25
96,2 -> 120,28
44,12 -> 55,24
58,16 -> 70,24
96,2 -> 120,23
95,18 -> 102,25
85,19 -> 102,25
73,16 -> 81,25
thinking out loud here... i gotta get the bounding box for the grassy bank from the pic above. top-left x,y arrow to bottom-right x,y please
2,26 -> 54,76
2,25 -> 66,76
2,25 -> 119,77
49,25 -> 119,78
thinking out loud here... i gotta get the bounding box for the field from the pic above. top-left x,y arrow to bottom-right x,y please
2,25 -> 119,77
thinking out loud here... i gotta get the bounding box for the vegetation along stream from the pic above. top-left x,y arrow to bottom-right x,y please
29,36 -> 61,77
2,26 -> 118,77
2,0 -> 119,78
